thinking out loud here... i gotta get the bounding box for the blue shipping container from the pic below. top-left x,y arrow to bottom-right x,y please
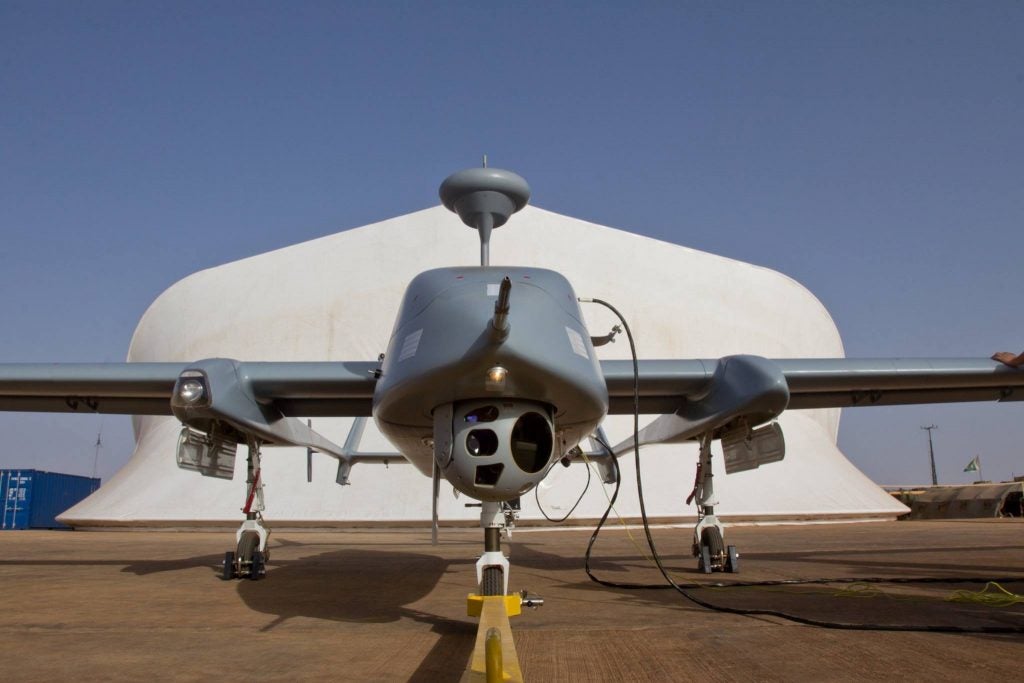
0,470 -> 100,530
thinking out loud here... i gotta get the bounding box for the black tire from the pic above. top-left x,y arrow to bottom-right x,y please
726,545 -> 739,574
221,551 -> 236,580
481,566 -> 503,596
236,532 -> 259,577
699,546 -> 712,574
249,550 -> 265,581
237,532 -> 258,562
702,526 -> 725,565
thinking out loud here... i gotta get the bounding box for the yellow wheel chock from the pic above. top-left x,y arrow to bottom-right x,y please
463,594 -> 525,682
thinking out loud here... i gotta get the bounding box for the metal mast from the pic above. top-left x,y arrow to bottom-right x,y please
921,424 -> 938,485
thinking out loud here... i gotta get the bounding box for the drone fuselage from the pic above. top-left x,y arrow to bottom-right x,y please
372,266 -> 608,500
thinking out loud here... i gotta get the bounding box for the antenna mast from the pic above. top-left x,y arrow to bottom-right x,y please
439,167 -> 531,267
91,429 -> 102,480
921,424 -> 938,485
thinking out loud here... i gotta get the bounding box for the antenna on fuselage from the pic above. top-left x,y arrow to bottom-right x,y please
439,167 -> 530,266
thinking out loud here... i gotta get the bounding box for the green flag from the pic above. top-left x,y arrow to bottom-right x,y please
963,456 -> 980,473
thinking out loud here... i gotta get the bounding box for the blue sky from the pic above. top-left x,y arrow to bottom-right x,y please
1,2 -> 1021,486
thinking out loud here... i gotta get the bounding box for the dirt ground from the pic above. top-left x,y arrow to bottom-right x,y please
1,520 -> 1022,681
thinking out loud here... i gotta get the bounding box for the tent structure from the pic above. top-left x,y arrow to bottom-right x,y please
60,205 -> 906,526
902,483 -> 1023,519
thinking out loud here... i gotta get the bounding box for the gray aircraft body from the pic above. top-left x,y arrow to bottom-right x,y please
374,265 -> 606,501
1,168 -> 1022,591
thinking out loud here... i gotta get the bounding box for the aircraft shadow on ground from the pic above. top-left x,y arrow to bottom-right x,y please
110,546 -> 462,624
104,535 -> 1024,641
235,548 -> 451,624
233,547 -> 477,682
0,555 -> 225,571
101,542 -> 481,681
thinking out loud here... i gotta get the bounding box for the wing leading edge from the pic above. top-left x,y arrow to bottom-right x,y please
0,361 -> 379,416
4,357 -> 1019,417
3,353 -> 1021,457
603,357 -> 1024,414
603,356 -> 1024,453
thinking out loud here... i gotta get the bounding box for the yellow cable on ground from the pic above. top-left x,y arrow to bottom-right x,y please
832,583 -> 886,599
580,452 -> 705,582
580,453 -> 656,564
733,581 -> 1024,607
947,582 -> 1024,608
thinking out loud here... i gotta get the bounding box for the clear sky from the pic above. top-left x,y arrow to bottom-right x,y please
1,2 -> 1022,487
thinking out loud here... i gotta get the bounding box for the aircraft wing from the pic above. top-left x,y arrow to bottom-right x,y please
2,356 -> 1021,456
0,360 -> 380,460
0,361 -> 379,416
0,363 -> 184,414
602,356 -> 1024,451
4,356 -> 1020,418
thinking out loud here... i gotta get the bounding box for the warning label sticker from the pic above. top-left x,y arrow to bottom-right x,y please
566,326 -> 589,359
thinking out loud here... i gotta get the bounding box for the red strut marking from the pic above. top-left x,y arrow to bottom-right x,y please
686,463 -> 701,506
243,468 -> 261,514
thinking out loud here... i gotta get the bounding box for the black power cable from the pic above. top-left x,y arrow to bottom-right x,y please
535,457 -> 591,523
580,297 -> 704,597
579,297 -> 1024,634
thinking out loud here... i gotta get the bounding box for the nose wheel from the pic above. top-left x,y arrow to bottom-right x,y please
481,565 -> 504,596
475,502 -> 512,596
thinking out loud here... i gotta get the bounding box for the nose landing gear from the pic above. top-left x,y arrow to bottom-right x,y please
464,499 -> 534,682
476,502 -> 511,596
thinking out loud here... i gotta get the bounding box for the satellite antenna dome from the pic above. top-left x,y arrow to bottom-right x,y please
439,168 -> 531,266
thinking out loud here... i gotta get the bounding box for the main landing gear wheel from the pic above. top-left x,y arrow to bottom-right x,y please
699,545 -> 713,575
481,566 -> 504,596
250,550 -> 265,581
698,526 -> 732,574
221,552 -> 236,580
705,526 -> 724,559
226,531 -> 266,581
726,545 -> 739,573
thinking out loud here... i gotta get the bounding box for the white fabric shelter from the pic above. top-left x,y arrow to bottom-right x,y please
61,206 -> 905,526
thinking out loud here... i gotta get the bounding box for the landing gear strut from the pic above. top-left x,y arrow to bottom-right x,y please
689,433 -> 738,574
476,501 -> 510,596
222,437 -> 270,581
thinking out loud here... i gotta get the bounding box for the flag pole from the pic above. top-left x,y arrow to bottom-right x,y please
921,424 -> 939,486
91,430 -> 102,480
